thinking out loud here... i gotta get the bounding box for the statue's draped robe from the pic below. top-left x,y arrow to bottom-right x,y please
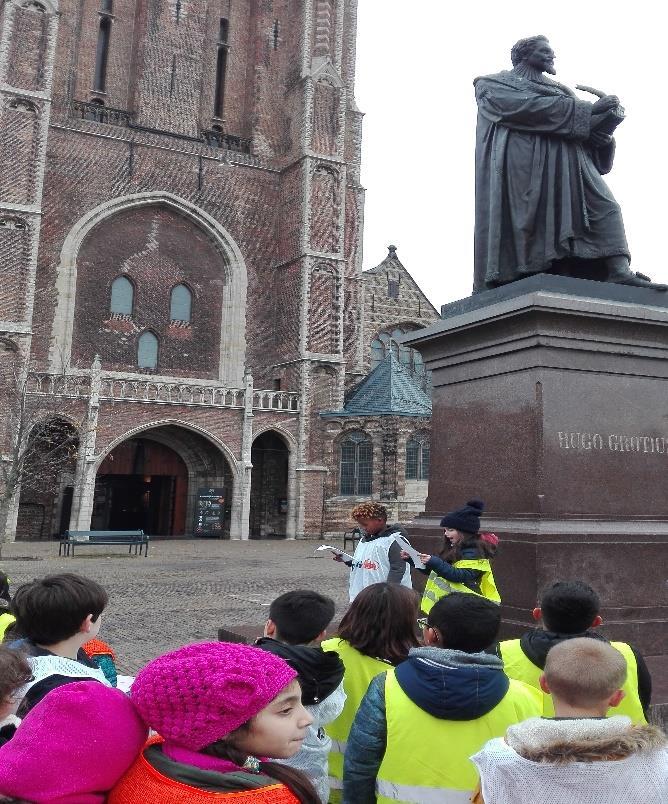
473,70 -> 629,291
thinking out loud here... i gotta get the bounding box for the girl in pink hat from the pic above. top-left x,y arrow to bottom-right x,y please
109,641 -> 318,804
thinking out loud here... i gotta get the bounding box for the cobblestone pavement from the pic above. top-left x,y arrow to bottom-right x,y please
1,539 -> 350,674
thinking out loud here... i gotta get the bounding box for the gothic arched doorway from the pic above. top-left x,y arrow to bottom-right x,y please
92,425 -> 233,537
249,431 -> 289,538
93,439 -> 188,535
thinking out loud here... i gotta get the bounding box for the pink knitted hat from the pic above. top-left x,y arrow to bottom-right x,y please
0,681 -> 147,804
130,641 -> 298,751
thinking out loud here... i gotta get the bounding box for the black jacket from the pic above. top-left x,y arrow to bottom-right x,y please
507,629 -> 652,717
254,638 -> 344,705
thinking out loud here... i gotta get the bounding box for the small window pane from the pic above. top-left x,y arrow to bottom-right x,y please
170,284 -> 192,323
339,433 -> 373,496
406,440 -> 418,480
388,279 -> 399,299
406,437 -> 430,481
371,339 -> 384,368
137,332 -> 158,369
421,443 -> 430,480
357,440 -> 373,495
110,276 -> 133,315
340,441 -> 356,496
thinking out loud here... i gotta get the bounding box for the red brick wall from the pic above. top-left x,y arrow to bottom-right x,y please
0,0 -> 432,541
0,222 -> 31,321
0,105 -> 39,205
71,205 -> 224,377
6,3 -> 48,91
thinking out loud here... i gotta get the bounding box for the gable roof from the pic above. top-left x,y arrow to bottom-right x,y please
363,245 -> 440,318
324,353 -> 432,417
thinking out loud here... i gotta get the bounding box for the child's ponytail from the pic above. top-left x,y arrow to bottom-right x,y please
203,738 -> 320,804
442,531 -> 499,562
258,762 -> 320,804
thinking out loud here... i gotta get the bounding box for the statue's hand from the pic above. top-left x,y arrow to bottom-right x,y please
588,131 -> 613,148
591,95 -> 620,114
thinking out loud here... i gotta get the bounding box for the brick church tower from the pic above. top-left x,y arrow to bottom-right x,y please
0,0 -> 435,543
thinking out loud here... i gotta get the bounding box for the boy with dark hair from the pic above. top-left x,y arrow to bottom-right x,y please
343,593 -> 542,803
256,589 -> 345,803
472,639 -> 668,804
9,573 -> 111,715
499,580 -> 650,722
265,589 -> 336,645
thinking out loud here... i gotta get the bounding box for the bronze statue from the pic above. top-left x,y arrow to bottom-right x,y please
473,36 -> 666,292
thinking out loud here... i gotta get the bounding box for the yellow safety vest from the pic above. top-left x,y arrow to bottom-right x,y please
321,638 -> 393,803
421,558 -> 500,614
500,638 -> 647,724
376,670 -> 543,803
0,612 -> 15,641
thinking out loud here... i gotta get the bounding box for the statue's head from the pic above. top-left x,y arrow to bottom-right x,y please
511,35 -> 556,75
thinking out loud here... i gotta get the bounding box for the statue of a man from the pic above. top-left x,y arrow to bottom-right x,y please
473,36 -> 665,291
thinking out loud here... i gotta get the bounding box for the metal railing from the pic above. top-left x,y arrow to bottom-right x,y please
71,100 -> 132,127
71,101 -> 251,154
201,129 -> 251,153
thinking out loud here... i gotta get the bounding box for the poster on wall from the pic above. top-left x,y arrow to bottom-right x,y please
194,487 -> 225,537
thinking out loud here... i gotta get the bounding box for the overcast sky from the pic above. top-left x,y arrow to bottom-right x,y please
355,2 -> 668,307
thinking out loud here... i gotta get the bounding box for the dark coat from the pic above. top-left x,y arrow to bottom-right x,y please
342,647 -> 510,803
473,68 -> 629,290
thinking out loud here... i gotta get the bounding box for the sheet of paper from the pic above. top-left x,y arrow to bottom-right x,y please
397,539 -> 426,570
316,544 -> 354,562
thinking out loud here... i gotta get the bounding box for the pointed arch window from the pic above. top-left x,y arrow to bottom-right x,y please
94,6 -> 113,93
340,431 -> 373,496
110,275 -> 133,316
213,18 -> 230,119
406,434 -> 430,481
170,284 -> 192,323
371,338 -> 384,368
137,331 -> 159,369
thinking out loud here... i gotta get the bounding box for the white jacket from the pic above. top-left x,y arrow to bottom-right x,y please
471,716 -> 668,804
278,681 -> 347,803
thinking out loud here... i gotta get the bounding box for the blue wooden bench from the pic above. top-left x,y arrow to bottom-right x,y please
59,530 -> 149,557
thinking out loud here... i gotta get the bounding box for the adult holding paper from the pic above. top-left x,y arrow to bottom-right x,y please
332,503 -> 412,602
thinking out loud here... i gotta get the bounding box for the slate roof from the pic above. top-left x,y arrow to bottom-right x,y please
324,353 -> 432,417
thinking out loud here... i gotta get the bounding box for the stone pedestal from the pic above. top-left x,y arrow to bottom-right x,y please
402,275 -> 668,658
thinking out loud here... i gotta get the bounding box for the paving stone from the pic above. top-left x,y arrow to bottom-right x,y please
1,539 -> 350,674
